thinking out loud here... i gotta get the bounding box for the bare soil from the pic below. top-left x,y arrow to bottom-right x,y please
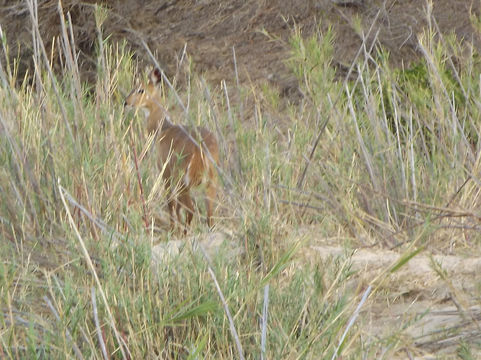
1,0 -> 480,94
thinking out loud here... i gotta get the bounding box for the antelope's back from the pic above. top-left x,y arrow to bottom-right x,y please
157,125 -> 218,185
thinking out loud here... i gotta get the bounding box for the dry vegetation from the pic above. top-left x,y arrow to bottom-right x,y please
1,0 -> 481,359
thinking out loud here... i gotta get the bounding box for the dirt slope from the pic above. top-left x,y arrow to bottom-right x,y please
1,0 -> 480,94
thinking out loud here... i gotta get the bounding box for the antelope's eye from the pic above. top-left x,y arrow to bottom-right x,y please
137,88 -> 145,94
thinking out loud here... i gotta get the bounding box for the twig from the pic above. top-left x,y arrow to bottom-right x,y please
296,5 -> 383,189
0,111 -> 41,226
58,0 -> 84,124
92,288 -> 110,360
260,284 -> 270,360
197,242 -> 245,360
26,0 -> 77,148
58,180 -> 129,359
0,26 -> 12,89
44,296 -> 84,360
59,185 -> 124,244
129,130 -> 149,229
345,82 -> 378,190
222,80 -> 242,178
201,78 -> 227,170
416,329 -> 481,351
232,45 -> 245,132
331,0 -> 364,6
51,274 -> 91,347
139,38 -> 187,114
278,199 -> 325,212
296,114 -> 328,189
331,285 -> 371,360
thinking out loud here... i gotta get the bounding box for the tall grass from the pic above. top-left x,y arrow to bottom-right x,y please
284,25 -> 481,251
1,4 -> 481,359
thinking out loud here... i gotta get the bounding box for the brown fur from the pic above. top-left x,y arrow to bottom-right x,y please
124,69 -> 219,233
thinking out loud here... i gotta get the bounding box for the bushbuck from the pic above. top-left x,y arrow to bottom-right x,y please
124,68 -> 219,233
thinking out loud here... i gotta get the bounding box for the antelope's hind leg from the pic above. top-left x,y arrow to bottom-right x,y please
178,191 -> 194,234
167,195 -> 178,231
166,180 -> 179,232
204,167 -> 217,229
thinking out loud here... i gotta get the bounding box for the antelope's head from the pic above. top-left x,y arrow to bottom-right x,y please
124,68 -> 163,117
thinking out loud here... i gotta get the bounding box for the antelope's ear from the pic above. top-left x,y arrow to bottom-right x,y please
149,68 -> 162,86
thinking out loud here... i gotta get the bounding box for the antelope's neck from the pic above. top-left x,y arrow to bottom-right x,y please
145,101 -> 173,134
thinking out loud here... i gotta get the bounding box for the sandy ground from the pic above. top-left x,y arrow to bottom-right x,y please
150,226 -> 481,357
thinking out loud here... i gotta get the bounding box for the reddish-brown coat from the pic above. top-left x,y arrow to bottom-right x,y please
125,69 -> 219,233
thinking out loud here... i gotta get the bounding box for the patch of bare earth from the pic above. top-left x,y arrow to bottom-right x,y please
296,225 -> 481,358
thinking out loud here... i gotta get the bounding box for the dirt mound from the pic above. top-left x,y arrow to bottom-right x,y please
1,0 -> 480,93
